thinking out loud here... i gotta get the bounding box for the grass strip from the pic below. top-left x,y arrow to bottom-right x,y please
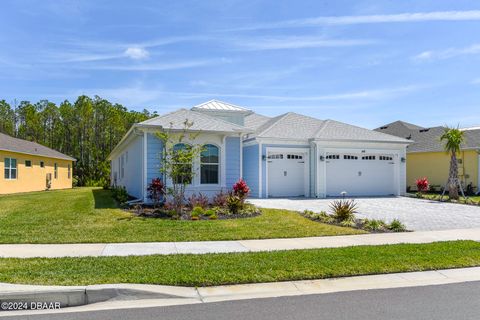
1,241 -> 479,286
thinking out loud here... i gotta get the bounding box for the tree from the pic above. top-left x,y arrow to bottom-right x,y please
440,127 -> 465,200
0,100 -> 15,135
1,95 -> 154,186
156,120 -> 204,215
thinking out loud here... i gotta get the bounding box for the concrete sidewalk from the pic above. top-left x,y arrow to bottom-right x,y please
1,228 -> 480,258
1,267 -> 480,317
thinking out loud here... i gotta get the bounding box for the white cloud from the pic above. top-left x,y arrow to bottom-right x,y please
413,44 -> 480,61
471,78 -> 480,85
124,47 -> 150,60
75,58 -> 229,71
233,37 -> 374,51
235,10 -> 480,30
156,85 -> 421,102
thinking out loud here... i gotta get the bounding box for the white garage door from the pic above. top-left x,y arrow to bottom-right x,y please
326,153 -> 396,197
267,152 -> 307,197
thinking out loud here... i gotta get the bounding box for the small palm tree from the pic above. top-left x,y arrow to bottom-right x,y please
440,127 -> 465,200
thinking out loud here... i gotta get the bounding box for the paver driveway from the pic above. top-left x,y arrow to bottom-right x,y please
249,197 -> 480,231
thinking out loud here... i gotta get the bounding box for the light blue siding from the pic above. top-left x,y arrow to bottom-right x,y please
225,137 -> 241,188
242,144 -> 259,197
147,133 -> 163,184
112,135 -> 143,199
261,144 -> 311,198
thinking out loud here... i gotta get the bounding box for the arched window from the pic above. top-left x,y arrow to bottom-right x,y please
172,143 -> 192,184
201,144 -> 219,184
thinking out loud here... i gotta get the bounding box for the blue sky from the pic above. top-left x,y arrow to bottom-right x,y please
1,0 -> 480,129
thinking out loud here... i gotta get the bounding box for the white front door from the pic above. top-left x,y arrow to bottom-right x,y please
267,152 -> 306,197
326,153 -> 396,197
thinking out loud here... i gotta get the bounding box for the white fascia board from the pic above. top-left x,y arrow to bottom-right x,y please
313,138 -> 410,145
254,137 -> 310,145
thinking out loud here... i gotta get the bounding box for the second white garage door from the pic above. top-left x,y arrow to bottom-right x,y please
267,152 -> 307,197
326,153 -> 396,197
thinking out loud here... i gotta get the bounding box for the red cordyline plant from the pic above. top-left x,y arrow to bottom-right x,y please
147,178 -> 165,207
415,177 -> 429,193
233,179 -> 250,200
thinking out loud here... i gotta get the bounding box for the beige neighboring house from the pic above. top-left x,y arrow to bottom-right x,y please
0,132 -> 76,195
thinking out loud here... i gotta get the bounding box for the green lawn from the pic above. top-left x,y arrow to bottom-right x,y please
1,241 -> 479,286
0,187 -> 364,244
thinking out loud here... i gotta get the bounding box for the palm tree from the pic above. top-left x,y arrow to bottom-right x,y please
440,127 -> 465,200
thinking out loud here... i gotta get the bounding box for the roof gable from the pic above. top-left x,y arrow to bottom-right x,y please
255,112 -> 325,140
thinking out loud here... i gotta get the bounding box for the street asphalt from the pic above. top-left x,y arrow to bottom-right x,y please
5,281 -> 480,320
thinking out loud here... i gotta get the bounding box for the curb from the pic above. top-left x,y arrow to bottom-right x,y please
0,283 -> 198,310
1,267 -> 480,316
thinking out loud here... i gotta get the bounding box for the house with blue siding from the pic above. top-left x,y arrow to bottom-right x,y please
109,100 -> 410,202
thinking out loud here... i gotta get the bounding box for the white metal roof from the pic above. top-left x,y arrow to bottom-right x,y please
191,99 -> 252,113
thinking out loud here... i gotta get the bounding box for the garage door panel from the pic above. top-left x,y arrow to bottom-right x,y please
326,154 -> 395,197
267,152 -> 306,197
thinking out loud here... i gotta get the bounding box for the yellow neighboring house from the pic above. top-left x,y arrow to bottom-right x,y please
376,121 -> 480,194
0,132 -> 75,195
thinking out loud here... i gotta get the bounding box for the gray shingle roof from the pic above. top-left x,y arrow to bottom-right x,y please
316,120 -> 410,143
375,121 -> 480,152
0,132 -> 75,161
255,112 -> 325,140
244,113 -> 271,130
249,112 -> 409,143
139,109 -> 252,133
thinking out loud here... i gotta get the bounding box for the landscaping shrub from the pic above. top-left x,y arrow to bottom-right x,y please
212,190 -> 228,207
232,179 -> 250,202
111,186 -> 128,204
415,177 -> 429,195
209,214 -> 218,220
362,219 -> 386,231
238,203 -> 260,216
204,209 -> 215,217
330,199 -> 358,221
191,206 -> 205,217
187,193 -> 209,209
226,192 -> 243,214
340,218 -> 356,228
388,219 -> 407,232
147,178 -> 165,208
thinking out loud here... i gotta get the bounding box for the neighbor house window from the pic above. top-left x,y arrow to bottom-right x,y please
172,143 -> 192,184
25,160 -> 32,167
4,158 -> 17,179
54,163 -> 58,179
68,164 -> 71,179
40,161 -> 44,168
201,144 -> 219,184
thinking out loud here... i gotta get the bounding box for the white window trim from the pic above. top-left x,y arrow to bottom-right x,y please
4,157 -> 17,180
200,143 -> 220,185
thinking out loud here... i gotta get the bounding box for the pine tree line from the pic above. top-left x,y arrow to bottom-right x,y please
0,95 -> 156,186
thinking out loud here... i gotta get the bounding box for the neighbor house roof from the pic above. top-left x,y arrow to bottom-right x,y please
191,99 -> 253,114
0,132 -> 76,161
375,121 -> 480,153
249,112 -> 409,143
138,108 -> 252,133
